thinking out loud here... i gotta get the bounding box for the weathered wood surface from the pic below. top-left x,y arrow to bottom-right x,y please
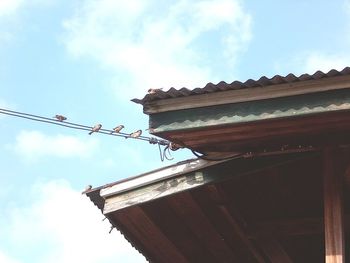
323,147 -> 345,263
101,158 -> 221,198
103,153 -> 310,214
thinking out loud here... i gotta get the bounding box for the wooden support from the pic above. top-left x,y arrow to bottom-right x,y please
111,206 -> 188,263
255,232 -> 293,263
323,147 -> 345,263
218,205 -> 266,263
204,184 -> 266,262
166,191 -> 238,262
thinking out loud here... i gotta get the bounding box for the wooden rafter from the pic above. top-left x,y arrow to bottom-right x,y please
255,232 -> 293,263
111,206 -> 188,263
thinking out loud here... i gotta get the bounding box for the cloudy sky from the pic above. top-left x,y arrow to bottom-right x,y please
0,0 -> 349,262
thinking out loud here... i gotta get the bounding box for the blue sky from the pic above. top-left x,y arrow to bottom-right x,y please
0,0 -> 349,262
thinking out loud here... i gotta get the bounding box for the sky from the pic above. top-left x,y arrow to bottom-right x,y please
0,0 -> 349,262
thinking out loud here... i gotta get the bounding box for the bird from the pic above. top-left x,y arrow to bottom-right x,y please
148,88 -> 163,94
89,124 -> 102,135
129,129 -> 142,138
110,125 -> 124,134
169,142 -> 183,151
81,185 -> 92,194
54,114 -> 67,121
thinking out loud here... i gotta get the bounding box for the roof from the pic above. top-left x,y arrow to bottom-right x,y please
88,67 -> 350,262
87,150 -> 350,262
131,67 -> 350,155
132,67 -> 350,106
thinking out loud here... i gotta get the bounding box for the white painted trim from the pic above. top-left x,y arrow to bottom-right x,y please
100,158 -> 222,198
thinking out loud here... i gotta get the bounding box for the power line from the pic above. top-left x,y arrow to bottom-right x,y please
0,107 -> 170,145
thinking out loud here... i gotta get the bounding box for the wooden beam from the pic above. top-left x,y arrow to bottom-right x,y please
102,153 -> 311,213
218,205 -> 266,263
111,206 -> 188,263
143,75 -> 350,114
256,232 -> 293,263
165,191 -> 238,262
323,147 -> 345,263
203,184 -> 266,262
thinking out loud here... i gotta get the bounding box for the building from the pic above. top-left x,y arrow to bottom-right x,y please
87,68 -> 350,262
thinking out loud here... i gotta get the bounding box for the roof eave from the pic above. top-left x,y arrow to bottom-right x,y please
146,74 -> 350,114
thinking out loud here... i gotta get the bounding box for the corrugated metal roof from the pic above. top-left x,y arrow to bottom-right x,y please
150,88 -> 350,133
132,67 -> 350,105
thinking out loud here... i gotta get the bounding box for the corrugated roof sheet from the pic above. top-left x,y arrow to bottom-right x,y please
132,67 -> 350,105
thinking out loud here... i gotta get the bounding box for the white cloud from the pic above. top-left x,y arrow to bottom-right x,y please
303,52 -> 350,74
12,130 -> 99,161
0,251 -> 20,263
0,0 -> 23,17
5,179 -> 145,263
62,0 -> 252,99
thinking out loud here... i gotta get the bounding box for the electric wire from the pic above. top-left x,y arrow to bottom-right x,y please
0,108 -> 169,145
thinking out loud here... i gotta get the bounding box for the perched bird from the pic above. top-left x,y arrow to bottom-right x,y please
148,88 -> 163,94
169,142 -> 183,151
81,185 -> 92,194
110,125 -> 124,134
54,114 -> 67,122
89,124 -> 102,135
129,129 -> 142,138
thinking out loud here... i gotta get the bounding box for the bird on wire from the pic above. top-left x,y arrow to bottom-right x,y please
129,129 -> 142,138
54,114 -> 67,122
89,124 -> 102,135
110,124 -> 124,134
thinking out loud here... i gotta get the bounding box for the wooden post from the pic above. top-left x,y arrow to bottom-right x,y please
323,147 -> 345,263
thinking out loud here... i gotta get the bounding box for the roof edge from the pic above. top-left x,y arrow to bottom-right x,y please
143,74 -> 350,114
100,158 -> 223,198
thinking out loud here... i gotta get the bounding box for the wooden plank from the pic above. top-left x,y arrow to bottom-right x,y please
256,232 -> 293,263
101,158 -> 222,198
111,205 -> 188,263
103,153 -> 310,213
166,191 -> 238,262
323,147 -> 345,263
144,75 -> 350,114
